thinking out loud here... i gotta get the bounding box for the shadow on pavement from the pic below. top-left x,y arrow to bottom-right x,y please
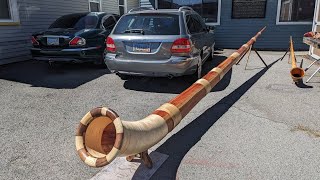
0,60 -> 110,89
147,60 -> 279,180
123,54 -> 231,94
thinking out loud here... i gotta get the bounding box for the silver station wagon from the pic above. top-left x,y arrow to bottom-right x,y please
104,7 -> 215,79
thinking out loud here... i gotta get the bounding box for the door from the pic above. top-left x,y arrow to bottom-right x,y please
186,14 -> 207,62
311,0 -> 320,59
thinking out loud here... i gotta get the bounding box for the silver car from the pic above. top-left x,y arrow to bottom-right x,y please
104,7 -> 215,79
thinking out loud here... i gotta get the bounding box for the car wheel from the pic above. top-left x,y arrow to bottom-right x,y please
94,57 -> 107,68
197,59 -> 202,79
190,57 -> 202,82
48,61 -> 58,68
209,43 -> 215,61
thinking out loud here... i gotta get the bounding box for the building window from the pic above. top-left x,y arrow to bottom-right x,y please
119,0 -> 127,15
0,0 -> 19,24
276,0 -> 315,25
158,0 -> 221,25
89,0 -> 101,12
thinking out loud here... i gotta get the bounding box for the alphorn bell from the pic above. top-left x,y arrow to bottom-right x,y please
75,27 -> 267,168
289,36 -> 305,82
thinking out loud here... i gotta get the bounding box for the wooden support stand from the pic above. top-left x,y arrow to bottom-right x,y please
236,43 -> 268,70
126,150 -> 153,169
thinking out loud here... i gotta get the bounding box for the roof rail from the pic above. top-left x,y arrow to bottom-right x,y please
128,7 -> 155,13
178,6 -> 194,12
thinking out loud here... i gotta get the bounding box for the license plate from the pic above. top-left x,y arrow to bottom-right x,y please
47,37 -> 59,46
133,43 -> 151,53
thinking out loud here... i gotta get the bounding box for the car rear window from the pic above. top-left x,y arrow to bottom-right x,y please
113,14 -> 180,35
49,14 -> 99,30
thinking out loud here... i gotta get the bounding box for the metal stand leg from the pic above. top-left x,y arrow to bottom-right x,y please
236,52 -> 247,65
254,49 -> 268,68
300,59 -> 304,68
236,48 -> 250,65
306,67 -> 320,83
280,47 -> 289,61
241,45 -> 268,70
305,59 -> 320,72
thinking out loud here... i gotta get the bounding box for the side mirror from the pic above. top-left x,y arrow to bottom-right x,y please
207,26 -> 215,33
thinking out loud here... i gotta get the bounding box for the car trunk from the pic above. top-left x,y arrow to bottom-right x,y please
112,35 -> 181,61
35,29 -> 80,49
111,13 -> 182,61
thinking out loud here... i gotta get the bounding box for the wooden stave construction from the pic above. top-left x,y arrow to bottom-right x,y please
289,37 -> 305,82
75,27 -> 267,168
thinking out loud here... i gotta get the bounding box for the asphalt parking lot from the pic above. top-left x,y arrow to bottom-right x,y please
0,49 -> 319,180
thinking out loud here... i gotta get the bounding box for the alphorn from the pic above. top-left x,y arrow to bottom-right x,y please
75,27 -> 267,168
289,36 -> 305,82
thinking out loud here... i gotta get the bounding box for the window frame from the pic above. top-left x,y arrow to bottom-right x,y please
0,0 -> 20,25
203,0 -> 221,26
276,0 -> 314,25
119,0 -> 127,15
156,0 -> 221,26
88,0 -> 102,12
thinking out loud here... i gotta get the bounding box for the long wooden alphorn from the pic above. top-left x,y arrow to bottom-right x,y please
289,37 -> 305,82
75,27 -> 267,168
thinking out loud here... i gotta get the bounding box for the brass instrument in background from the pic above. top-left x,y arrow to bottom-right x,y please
289,37 -> 305,82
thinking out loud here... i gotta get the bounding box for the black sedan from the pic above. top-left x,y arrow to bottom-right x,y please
31,12 -> 119,66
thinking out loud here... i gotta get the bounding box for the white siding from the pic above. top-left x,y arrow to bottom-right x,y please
0,0 -> 89,65
140,0 -> 154,8
101,0 -> 118,14
127,0 -> 139,12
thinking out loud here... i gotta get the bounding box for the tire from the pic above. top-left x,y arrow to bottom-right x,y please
189,56 -> 202,82
209,43 -> 215,61
94,56 -> 107,68
48,61 -> 58,69
196,60 -> 202,79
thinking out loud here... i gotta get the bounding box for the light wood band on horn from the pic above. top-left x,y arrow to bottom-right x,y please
80,112 -> 93,126
195,79 -> 212,94
230,52 -> 240,59
242,44 -> 249,49
211,67 -> 224,80
120,114 -> 168,155
157,103 -> 182,127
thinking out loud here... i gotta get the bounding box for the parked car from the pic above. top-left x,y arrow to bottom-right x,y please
104,7 -> 215,79
31,12 -> 120,66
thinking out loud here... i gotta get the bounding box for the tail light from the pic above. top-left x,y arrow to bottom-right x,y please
69,37 -> 86,46
106,37 -> 116,53
171,38 -> 191,53
31,36 -> 39,46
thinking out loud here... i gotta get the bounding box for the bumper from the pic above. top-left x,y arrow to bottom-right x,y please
31,47 -> 103,62
104,54 -> 199,77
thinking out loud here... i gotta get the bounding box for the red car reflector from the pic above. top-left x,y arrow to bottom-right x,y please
171,38 -> 191,53
106,37 -> 116,53
69,37 -> 86,46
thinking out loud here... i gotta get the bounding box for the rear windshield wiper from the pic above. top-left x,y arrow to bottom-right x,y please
123,29 -> 145,35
